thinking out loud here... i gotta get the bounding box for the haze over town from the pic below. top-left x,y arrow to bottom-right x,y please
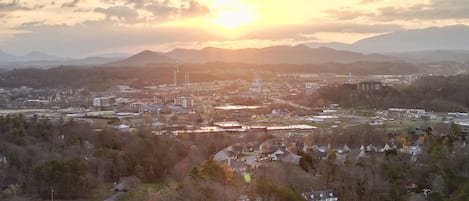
0,1 -> 469,201
1,0 -> 469,57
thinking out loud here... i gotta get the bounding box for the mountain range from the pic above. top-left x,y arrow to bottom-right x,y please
306,24 -> 469,53
0,51 -> 129,69
3,25 -> 469,68
108,45 -> 400,66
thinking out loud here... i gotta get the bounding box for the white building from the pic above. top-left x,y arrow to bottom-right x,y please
93,98 -> 102,107
174,97 -> 194,108
93,96 -> 116,107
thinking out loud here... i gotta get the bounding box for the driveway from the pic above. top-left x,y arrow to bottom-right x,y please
104,192 -> 125,201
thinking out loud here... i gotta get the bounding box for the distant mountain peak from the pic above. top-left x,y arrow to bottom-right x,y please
350,25 -> 469,53
135,50 -> 159,55
108,49 -> 174,66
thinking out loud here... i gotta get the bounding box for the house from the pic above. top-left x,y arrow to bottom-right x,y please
369,119 -> 385,126
311,145 -> 328,160
302,190 -> 338,201
268,149 -> 285,160
230,142 -> 251,154
260,139 -> 284,154
227,159 -> 248,172
115,124 -> 130,132
214,150 -> 236,161
267,148 -> 301,164
357,147 -> 367,161
279,151 -> 301,165
335,144 -> 350,154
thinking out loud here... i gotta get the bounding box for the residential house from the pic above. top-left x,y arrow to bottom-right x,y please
226,159 -> 248,172
267,148 -> 301,165
214,149 -> 236,161
302,190 -> 338,201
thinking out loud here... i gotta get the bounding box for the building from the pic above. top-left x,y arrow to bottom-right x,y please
213,121 -> 242,129
249,79 -> 262,94
305,82 -> 320,95
174,97 -> 194,108
93,96 -> 116,108
302,190 -> 338,201
357,81 -> 382,92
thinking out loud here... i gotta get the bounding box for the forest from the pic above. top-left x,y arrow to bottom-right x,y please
1,61 -> 465,90
311,74 -> 469,112
0,114 -> 468,201
0,114 -> 240,200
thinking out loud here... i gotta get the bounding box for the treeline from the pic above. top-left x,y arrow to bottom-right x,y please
2,61 -> 465,90
0,114 -> 241,200
312,74 -> 469,112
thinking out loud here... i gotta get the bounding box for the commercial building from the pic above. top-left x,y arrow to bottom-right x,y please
357,81 -> 382,92
93,96 -> 116,110
174,96 -> 194,108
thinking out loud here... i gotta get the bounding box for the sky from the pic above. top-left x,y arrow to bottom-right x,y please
1,0 -> 469,57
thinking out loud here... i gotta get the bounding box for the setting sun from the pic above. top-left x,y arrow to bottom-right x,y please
210,0 -> 258,29
212,9 -> 254,29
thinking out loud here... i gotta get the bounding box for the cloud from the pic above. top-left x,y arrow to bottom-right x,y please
143,1 -> 178,20
94,1 -> 210,23
244,23 -> 403,40
327,0 -> 469,22
179,0 -> 210,18
95,6 -> 140,23
4,20 -> 224,56
0,0 -> 31,12
326,9 -> 375,20
61,0 -> 79,8
360,0 -> 383,4
142,0 -> 210,21
375,0 -> 469,21
124,0 -> 146,9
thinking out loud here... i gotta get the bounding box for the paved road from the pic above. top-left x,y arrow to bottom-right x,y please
104,192 -> 125,201
270,98 -> 312,110
244,151 -> 262,168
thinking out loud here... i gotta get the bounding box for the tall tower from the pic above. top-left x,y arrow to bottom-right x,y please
184,72 -> 189,85
348,72 -> 352,83
174,61 -> 180,86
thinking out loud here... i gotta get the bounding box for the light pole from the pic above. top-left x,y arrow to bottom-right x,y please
51,186 -> 54,201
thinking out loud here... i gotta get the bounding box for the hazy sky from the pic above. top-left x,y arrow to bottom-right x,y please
1,0 -> 468,57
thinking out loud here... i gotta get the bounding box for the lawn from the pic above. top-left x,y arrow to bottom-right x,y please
237,153 -> 252,159
89,182 -> 115,201
118,183 -> 163,201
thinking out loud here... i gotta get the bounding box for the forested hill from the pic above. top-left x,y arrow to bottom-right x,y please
313,74 -> 469,112
1,61 -> 466,89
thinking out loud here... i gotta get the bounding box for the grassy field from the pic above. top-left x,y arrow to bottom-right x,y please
90,182 -> 115,201
118,183 -> 163,201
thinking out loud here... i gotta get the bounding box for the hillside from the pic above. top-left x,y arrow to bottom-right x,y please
115,45 -> 398,65
107,50 -> 175,66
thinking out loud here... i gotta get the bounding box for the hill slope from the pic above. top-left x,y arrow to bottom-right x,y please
134,45 -> 399,65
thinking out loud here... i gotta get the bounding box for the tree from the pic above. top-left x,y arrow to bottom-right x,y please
298,150 -> 315,172
451,181 -> 469,201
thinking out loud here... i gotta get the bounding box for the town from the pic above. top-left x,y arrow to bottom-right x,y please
0,68 -> 468,201
3,0 -> 469,200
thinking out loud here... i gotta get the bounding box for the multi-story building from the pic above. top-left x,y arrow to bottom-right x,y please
174,96 -> 194,108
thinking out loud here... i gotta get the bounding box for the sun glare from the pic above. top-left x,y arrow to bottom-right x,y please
210,0 -> 258,30
213,10 -> 252,29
